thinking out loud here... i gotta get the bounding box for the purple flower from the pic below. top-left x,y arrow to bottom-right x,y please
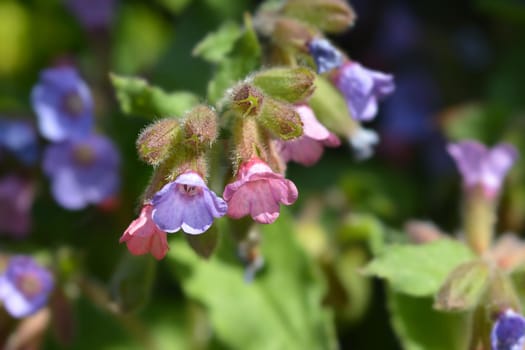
152,172 -> 227,234
491,309 -> 525,350
31,67 -> 93,142
43,134 -> 120,210
0,119 -> 39,165
0,256 -> 54,318
334,62 -> 395,122
279,105 -> 340,166
447,141 -> 518,198
348,127 -> 380,160
308,38 -> 344,74
66,0 -> 117,31
0,175 -> 35,238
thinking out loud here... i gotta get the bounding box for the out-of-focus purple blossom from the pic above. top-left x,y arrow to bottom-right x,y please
334,62 -> 395,122
43,134 -> 120,210
0,256 -> 54,318
447,140 -> 518,199
491,309 -> 525,350
0,175 -> 35,238
31,67 -> 93,142
307,38 -> 344,74
152,172 -> 227,234
66,0 -> 117,31
279,105 -> 340,166
223,158 -> 298,224
0,119 -> 39,165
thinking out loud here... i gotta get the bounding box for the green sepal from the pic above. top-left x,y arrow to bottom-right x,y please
257,97 -> 303,140
252,67 -> 316,103
282,0 -> 356,34
136,118 -> 180,165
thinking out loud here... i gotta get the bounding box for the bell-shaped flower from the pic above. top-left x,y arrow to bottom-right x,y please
0,119 -> 39,166
491,309 -> 525,350
31,67 -> 93,142
223,158 -> 298,224
43,134 -> 120,210
152,172 -> 227,234
120,204 -> 168,260
334,62 -> 395,122
308,38 -> 344,74
279,105 -> 340,166
0,256 -> 54,318
0,175 -> 35,238
447,140 -> 518,199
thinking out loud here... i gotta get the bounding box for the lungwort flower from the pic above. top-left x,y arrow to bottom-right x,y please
0,175 -> 35,238
279,105 -> 340,166
447,140 -> 518,199
491,309 -> 525,350
334,62 -> 395,122
152,172 -> 227,234
308,38 -> 344,74
31,67 -> 93,142
66,0 -> 117,31
0,256 -> 54,318
43,134 -> 120,210
0,119 -> 39,165
223,158 -> 298,224
120,204 -> 169,260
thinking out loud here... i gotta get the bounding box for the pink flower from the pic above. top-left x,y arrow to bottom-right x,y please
223,158 -> 298,224
119,204 -> 168,260
279,105 -> 341,166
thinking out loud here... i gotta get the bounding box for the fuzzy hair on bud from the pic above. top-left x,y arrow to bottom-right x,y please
252,67 -> 316,103
183,105 -> 218,147
272,17 -> 318,49
136,118 -> 180,165
231,84 -> 265,117
282,0 -> 356,34
258,97 -> 303,141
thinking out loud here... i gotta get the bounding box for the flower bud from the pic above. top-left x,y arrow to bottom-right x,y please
272,17 -> 317,49
252,67 -> 316,103
136,118 -> 180,165
282,0 -> 356,34
231,84 -> 265,117
258,97 -> 303,140
182,105 -> 218,147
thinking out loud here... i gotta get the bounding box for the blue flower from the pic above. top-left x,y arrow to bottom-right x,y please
43,134 -> 120,210
31,67 -> 93,142
307,38 -> 344,74
0,119 -> 39,165
0,256 -> 54,318
66,0 -> 117,31
491,309 -> 525,350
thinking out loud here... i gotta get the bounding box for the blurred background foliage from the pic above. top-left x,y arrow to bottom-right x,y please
2,0 -> 525,349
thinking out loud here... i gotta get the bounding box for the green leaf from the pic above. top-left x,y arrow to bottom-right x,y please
434,260 -> 490,312
167,210 -> 337,350
337,213 -> 385,255
193,21 -> 243,63
155,0 -> 193,14
363,239 -> 474,296
388,290 -> 471,350
207,16 -> 261,104
111,74 -> 199,119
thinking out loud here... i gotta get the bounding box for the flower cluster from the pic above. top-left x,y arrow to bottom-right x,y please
32,66 -> 120,210
0,256 -> 54,318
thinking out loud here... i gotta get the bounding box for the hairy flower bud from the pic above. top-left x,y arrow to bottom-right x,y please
258,97 -> 303,141
136,118 -> 180,165
282,0 -> 356,34
252,67 -> 316,103
231,84 -> 265,117
272,17 -> 317,49
182,105 -> 218,147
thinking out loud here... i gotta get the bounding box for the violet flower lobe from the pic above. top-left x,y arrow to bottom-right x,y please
120,204 -> 168,260
43,134 -> 120,210
491,309 -> 525,350
279,105 -> 340,166
152,172 -> 227,234
0,119 -> 39,166
333,62 -> 395,122
66,0 -> 117,31
0,256 -> 54,318
0,175 -> 35,238
223,158 -> 298,224
447,140 -> 518,199
31,67 -> 93,142
308,38 -> 344,74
